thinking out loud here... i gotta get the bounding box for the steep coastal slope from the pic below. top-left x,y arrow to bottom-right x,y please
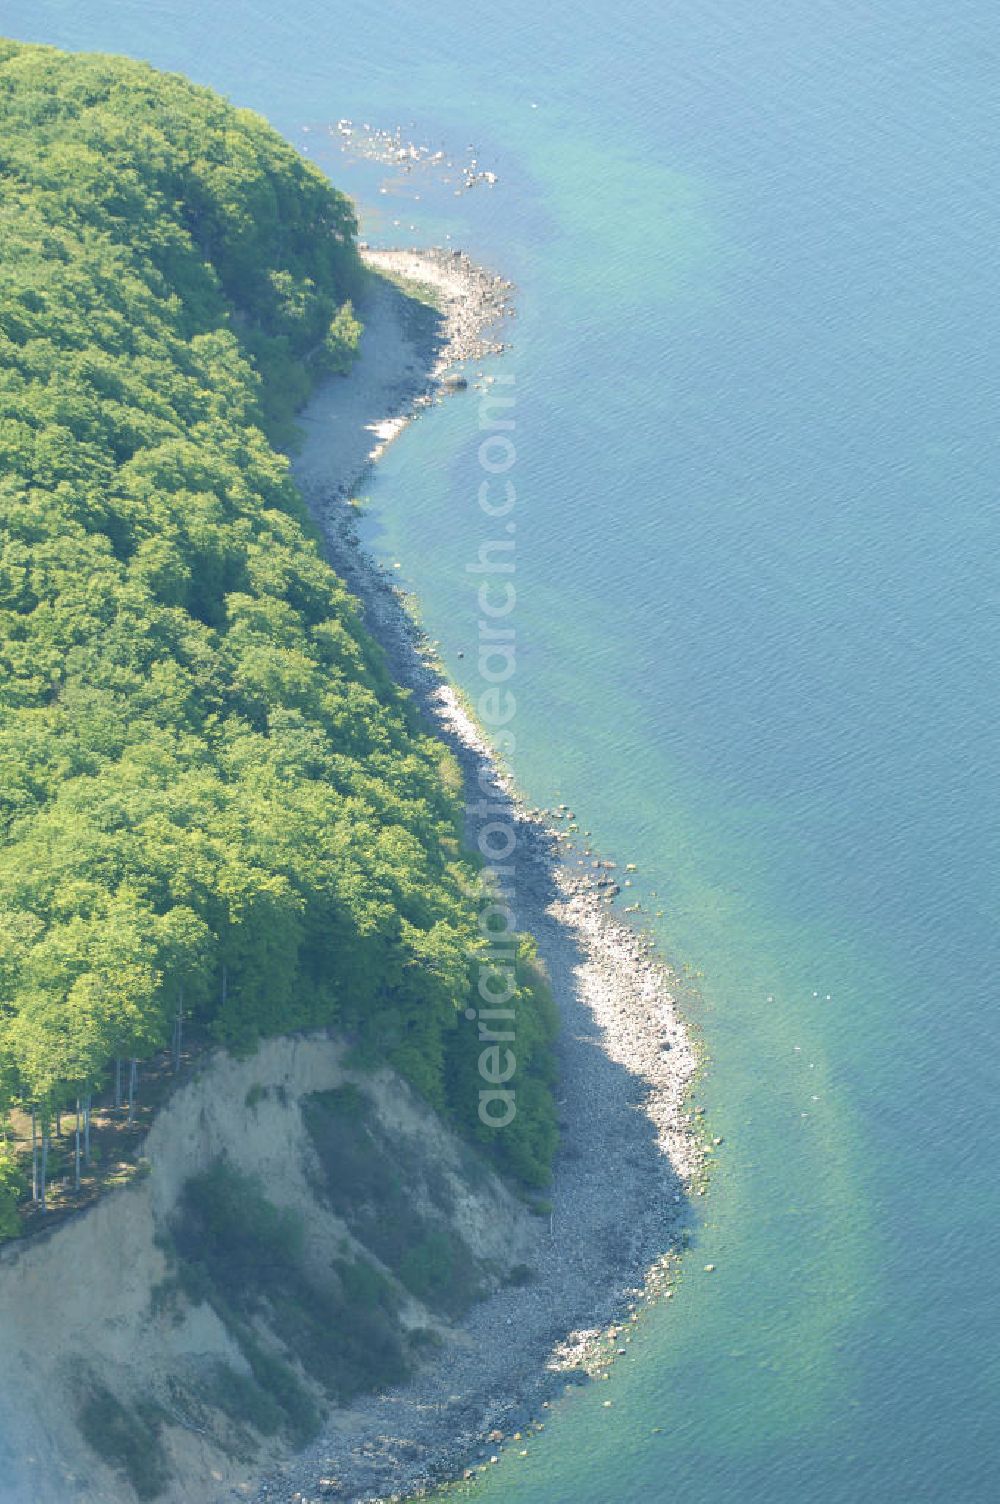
0,1035 -> 536,1503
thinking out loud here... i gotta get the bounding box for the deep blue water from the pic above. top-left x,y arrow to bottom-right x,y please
5,3 -> 999,1499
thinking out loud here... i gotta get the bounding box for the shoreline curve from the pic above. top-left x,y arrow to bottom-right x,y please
260,245 -> 707,1503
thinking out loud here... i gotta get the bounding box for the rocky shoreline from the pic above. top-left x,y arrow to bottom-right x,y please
358,245 -> 515,368
258,249 -> 706,1504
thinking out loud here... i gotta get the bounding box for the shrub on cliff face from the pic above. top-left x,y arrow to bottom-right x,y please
320,299 -> 364,374
303,1088 -> 486,1315
172,1162 -> 411,1410
78,1385 -> 170,1500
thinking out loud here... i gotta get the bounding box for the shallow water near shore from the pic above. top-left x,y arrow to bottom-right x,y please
6,2 -> 1000,1501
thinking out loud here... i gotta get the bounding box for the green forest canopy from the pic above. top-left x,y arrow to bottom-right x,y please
0,40 -> 557,1218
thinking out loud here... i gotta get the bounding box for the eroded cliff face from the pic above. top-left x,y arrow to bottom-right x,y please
0,1034 -> 535,1503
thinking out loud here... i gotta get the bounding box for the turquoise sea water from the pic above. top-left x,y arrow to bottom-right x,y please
6,3 -> 1000,1499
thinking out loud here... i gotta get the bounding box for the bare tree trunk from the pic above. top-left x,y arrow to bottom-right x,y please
127,1059 -> 138,1126
84,1094 -> 92,1166
114,1057 -> 122,1110
221,964 -> 228,1010
74,1098 -> 81,1191
173,984 -> 185,1072
30,1109 -> 38,1204
40,1127 -> 49,1214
